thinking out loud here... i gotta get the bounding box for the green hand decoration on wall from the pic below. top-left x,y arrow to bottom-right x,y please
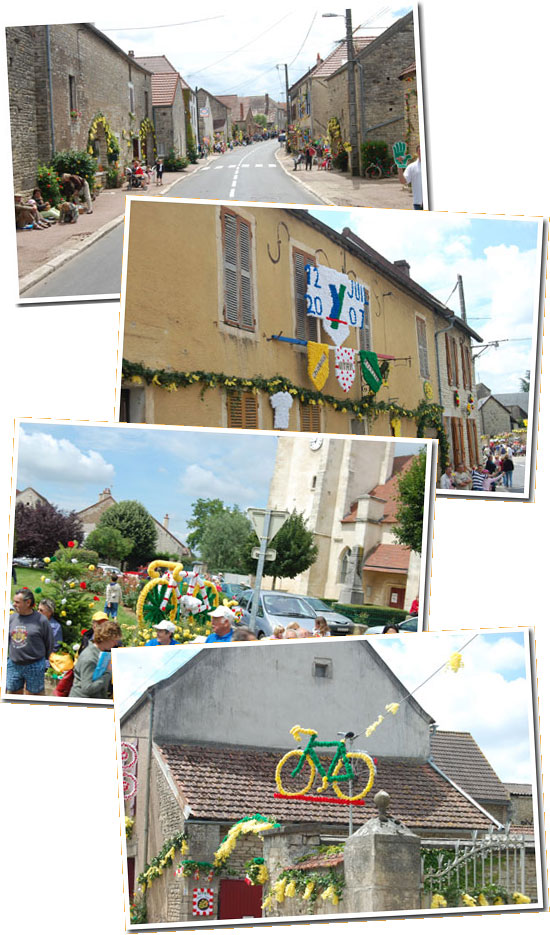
393,141 -> 412,168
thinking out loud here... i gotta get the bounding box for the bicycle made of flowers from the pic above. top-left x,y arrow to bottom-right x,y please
275,725 -> 376,802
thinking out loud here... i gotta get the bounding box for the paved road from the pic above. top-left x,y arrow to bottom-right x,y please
22,140 -> 322,299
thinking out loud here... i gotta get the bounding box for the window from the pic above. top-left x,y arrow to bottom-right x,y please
416,316 -> 430,378
227,390 -> 258,429
144,90 -> 149,117
340,548 -> 351,583
461,343 -> 472,389
69,75 -> 77,112
312,658 -> 332,679
128,82 -> 135,113
294,248 -> 319,341
300,401 -> 321,433
358,303 -> 372,352
445,334 -> 459,386
222,209 -> 254,330
450,416 -> 465,467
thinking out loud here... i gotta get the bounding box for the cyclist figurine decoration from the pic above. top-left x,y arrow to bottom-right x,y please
275,725 -> 376,803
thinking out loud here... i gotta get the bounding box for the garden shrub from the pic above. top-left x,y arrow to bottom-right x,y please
360,140 -> 392,171
50,150 -> 98,188
163,148 -> 188,172
36,164 -> 62,206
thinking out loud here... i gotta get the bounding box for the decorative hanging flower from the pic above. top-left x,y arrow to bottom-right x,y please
385,702 -> 400,715
273,878 -> 287,902
512,892 -> 530,904
44,557 -> 51,563
453,391 -> 460,407
261,895 -> 273,910
68,541 -> 76,547
88,564 -> 96,571
302,880 -> 315,900
461,893 -> 476,907
79,582 -> 87,590
431,893 -> 447,908
284,880 -> 296,898
477,893 -> 489,906
446,651 -> 464,673
365,714 -> 384,737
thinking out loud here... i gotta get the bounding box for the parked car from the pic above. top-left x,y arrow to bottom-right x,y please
236,589 -> 358,639
98,563 -> 122,576
12,556 -> 45,568
367,616 -> 419,634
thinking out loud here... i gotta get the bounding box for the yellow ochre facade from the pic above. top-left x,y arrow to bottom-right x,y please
121,200 -> 481,457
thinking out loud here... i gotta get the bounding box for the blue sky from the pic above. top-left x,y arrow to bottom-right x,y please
96,4 -> 411,100
113,630 -> 535,783
310,208 -> 541,394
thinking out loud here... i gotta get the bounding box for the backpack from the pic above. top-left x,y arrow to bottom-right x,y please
54,668 -> 74,697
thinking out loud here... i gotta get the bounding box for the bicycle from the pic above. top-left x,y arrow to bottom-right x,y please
364,160 -> 398,179
136,559 -> 219,629
275,725 -> 376,801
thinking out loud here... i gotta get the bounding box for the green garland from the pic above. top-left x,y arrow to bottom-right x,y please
137,831 -> 188,891
139,118 -> 157,160
264,866 -> 345,914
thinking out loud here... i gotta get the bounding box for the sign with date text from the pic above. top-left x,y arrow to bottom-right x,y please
305,263 -> 370,347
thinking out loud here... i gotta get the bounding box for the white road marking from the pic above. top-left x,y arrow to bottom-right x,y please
200,166 -> 210,171
255,163 -> 263,167
268,163 -> 276,167
214,165 -> 224,170
242,164 -> 251,168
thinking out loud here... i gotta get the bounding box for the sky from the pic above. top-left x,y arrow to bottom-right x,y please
95,4 -> 411,101
15,422 -> 422,546
113,629 -> 536,784
309,208 -> 542,395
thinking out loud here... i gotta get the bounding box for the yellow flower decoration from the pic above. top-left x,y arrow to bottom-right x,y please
320,885 -> 335,901
88,564 -> 96,571
512,892 -> 530,904
60,611 -> 67,617
261,894 -> 273,910
385,702 -> 400,715
285,880 -> 296,898
447,652 -> 464,673
431,894 -> 447,908
44,557 -> 51,564
303,880 -> 315,900
41,575 -> 46,582
69,581 -> 76,588
257,864 -> 269,884
274,878 -> 286,902
493,897 -> 504,905
166,382 -> 178,393
365,714 -> 384,737
461,893 -> 476,907
88,602 -> 95,608
131,375 -> 143,384
477,893 -> 488,906
152,373 -> 162,386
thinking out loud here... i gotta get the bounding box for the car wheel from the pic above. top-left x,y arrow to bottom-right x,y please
257,631 -> 266,640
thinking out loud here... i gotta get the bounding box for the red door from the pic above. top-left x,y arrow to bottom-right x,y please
218,879 -> 263,920
389,587 -> 405,609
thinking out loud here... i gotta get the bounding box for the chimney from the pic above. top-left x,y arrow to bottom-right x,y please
393,259 -> 410,277
265,92 -> 269,113
128,50 -> 134,57
317,52 -> 322,65
240,102 -> 244,120
163,513 -> 170,529
99,488 -> 111,502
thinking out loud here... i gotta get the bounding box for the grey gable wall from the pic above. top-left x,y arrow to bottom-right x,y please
146,641 -> 433,759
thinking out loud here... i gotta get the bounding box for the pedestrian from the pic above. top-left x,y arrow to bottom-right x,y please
305,144 -> 315,170
6,588 -> 54,695
69,619 -> 122,699
145,620 -> 177,646
382,623 -> 401,634
104,574 -> 123,620
313,616 -> 330,638
396,144 -> 423,209
501,454 -> 514,488
38,598 -> 64,653
205,605 -> 236,643
153,157 -> 164,186
439,465 -> 455,489
269,625 -> 285,640
454,462 -> 472,490
471,463 -> 486,491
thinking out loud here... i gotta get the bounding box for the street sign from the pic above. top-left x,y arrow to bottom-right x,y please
251,547 -> 276,561
247,508 -> 289,543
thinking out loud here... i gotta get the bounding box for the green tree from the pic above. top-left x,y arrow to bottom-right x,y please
186,498 -> 226,552
39,543 -> 104,646
96,500 -> 157,567
519,369 -> 530,392
392,450 -> 426,554
243,510 -> 318,589
85,526 -> 134,565
199,508 -> 254,573
253,113 -> 268,128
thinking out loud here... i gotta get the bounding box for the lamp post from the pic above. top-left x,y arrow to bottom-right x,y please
323,9 -> 360,176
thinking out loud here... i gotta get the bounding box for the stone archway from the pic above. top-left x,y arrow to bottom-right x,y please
92,123 -> 108,170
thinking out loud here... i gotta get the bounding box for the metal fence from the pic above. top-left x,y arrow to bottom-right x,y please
422,825 -> 528,901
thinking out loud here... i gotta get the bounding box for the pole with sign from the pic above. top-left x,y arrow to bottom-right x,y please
247,509 -> 289,632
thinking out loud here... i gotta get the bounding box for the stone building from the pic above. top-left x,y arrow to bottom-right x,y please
120,202 -> 482,466
133,55 -> 195,158
6,23 -> 154,193
15,486 -> 48,508
196,89 -> 230,148
76,488 -> 189,559
399,62 -> 420,154
326,11 -> 416,166
477,394 -> 513,436
121,640 -> 534,924
266,436 -> 423,609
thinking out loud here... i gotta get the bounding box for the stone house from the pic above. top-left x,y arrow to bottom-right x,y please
197,89 -> 230,148
266,436 -> 423,609
120,202 -> 482,464
493,392 -> 529,427
6,23 -> 154,194
15,486 -> 48,508
477,394 -> 513,437
438,317 -> 483,469
120,640 -> 532,924
326,11 -> 416,166
76,487 -> 189,560
132,55 -> 195,158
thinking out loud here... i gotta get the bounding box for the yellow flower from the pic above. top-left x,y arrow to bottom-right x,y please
493,897 -> 504,905
41,575 -> 46,582
274,878 -> 286,902
320,885 -> 334,901
461,893 -> 476,907
385,702 -> 400,715
261,894 -> 273,910
257,864 -> 269,884
88,564 -> 96,571
88,602 -> 95,608
152,373 -> 162,386
44,557 -> 51,564
512,892 -> 530,904
447,652 -> 464,673
61,611 -> 67,617
477,893 -> 489,906
166,382 -> 178,393
431,894 -> 447,908
365,714 -> 384,737
303,880 -> 315,900
331,893 -> 339,906
285,880 -> 296,898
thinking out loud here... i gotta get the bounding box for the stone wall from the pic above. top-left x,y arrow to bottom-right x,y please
479,398 -> 512,437
6,26 -> 50,192
509,792 -> 533,826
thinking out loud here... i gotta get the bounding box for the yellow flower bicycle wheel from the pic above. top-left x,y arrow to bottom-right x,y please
331,751 -> 375,801
136,578 -> 178,628
275,749 -> 316,796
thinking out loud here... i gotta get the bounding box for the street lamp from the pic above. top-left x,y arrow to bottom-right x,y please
322,9 -> 360,176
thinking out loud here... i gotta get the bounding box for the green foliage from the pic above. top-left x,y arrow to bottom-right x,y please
246,510 -> 318,586
253,113 -> 268,128
360,139 -> 391,170
199,509 -> 254,573
186,139 -> 198,164
392,449 -> 426,554
106,166 -> 121,188
15,501 -> 83,559
162,147 -> 189,171
36,164 -> 62,206
130,895 -> 147,925
333,150 -> 349,171
154,550 -> 182,563
187,498 -> 226,552
53,546 -> 99,566
332,603 -> 407,628
96,501 -> 157,567
85,526 -> 134,565
519,369 -> 530,392
40,544 -> 104,644
50,150 -> 97,188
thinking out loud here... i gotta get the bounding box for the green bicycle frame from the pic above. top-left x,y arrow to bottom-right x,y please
292,735 -> 354,784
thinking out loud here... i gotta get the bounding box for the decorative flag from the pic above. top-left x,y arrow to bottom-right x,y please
192,888 -> 214,916
335,346 -> 356,393
322,309 -> 350,347
307,342 -> 330,390
359,350 -> 383,393
269,391 -> 293,429
123,772 -> 137,800
305,263 -> 369,348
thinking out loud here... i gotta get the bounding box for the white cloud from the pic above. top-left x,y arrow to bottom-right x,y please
178,463 -> 258,505
17,428 -> 115,489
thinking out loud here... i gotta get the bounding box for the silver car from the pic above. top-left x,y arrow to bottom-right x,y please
236,590 -> 359,639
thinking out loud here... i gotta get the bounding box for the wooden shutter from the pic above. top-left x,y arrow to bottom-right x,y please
466,419 -> 479,466
462,345 -> 472,389
360,305 -> 372,351
294,248 -> 318,341
450,416 -> 465,466
300,401 -> 321,433
222,209 -> 254,329
227,390 -> 258,429
445,334 -> 453,385
452,337 -> 459,386
416,316 -> 429,378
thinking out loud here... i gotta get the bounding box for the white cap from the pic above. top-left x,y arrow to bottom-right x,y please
153,620 -> 176,633
208,605 -> 235,621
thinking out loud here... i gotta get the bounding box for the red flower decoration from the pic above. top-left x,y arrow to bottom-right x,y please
81,628 -> 87,635
79,582 -> 87,590
93,595 -> 100,601
68,541 -> 76,548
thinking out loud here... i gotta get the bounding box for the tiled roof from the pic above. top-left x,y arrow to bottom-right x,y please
431,731 -> 510,805
307,38 -> 373,81
151,73 -> 179,107
363,544 -> 410,574
398,62 -> 416,79
134,55 -> 191,91
505,783 -> 532,796
158,744 -> 493,831
342,455 -> 413,525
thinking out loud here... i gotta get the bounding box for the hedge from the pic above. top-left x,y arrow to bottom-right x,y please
333,603 -> 408,629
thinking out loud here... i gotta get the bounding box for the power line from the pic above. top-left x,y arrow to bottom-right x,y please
288,12 -> 318,68
101,16 -> 224,32
187,14 -> 291,78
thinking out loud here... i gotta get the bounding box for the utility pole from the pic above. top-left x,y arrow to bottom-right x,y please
285,64 -> 290,140
345,9 -> 360,176
457,274 -> 467,323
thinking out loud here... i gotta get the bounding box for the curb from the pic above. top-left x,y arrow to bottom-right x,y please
18,159 -> 213,296
274,149 -> 334,206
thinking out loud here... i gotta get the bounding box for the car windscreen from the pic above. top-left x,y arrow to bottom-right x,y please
304,597 -> 329,612
263,595 -> 312,618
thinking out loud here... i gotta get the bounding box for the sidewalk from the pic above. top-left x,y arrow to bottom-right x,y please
276,147 -> 415,209
16,163 -> 208,292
